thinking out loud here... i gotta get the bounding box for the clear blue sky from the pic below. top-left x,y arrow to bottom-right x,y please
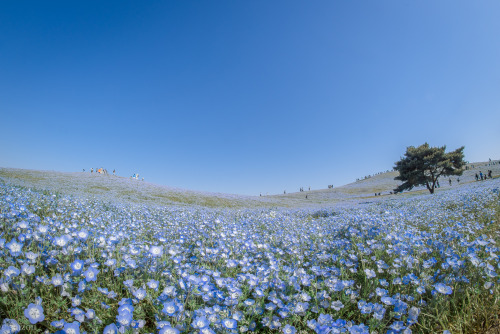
1,1 -> 499,195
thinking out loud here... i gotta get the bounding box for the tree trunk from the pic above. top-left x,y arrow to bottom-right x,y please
426,181 -> 435,194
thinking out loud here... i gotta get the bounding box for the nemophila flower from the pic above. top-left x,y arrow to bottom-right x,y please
159,327 -> 180,334
379,278 -> 389,287
147,279 -> 159,290
70,307 -> 85,322
70,259 -> 84,274
76,229 -> 89,240
51,274 -> 64,287
103,323 -> 118,334
51,319 -> 66,329
104,258 -> 117,267
390,321 -> 406,332
72,295 -> 82,307
133,287 -> 147,300
37,225 -> 49,234
4,266 -> 20,279
25,251 -> 39,263
123,279 -> 134,288
83,267 -> 99,282
24,303 -> 45,324
381,296 -> 395,305
149,245 -> 163,257
162,301 -> 179,317
192,316 -> 210,329
85,308 -> 95,320
6,240 -> 23,257
364,268 -> 376,278
349,324 -> 369,334
243,299 -> 255,306
2,319 -> 20,334
63,321 -> 80,334
20,263 -> 35,276
200,328 -> 216,334
116,310 -> 133,327
118,302 -> 134,314
294,302 -> 309,315
434,283 -> 453,295
78,280 -> 87,293
222,318 -> 238,330
331,300 -> 344,311
157,321 -> 173,330
131,319 -> 145,329
0,324 -> 11,334
54,235 -> 70,247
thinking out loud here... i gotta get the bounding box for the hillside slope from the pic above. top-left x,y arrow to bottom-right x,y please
0,161 -> 498,208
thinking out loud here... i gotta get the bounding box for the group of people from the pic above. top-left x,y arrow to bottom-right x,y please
475,170 -> 493,181
83,168 -> 116,175
356,170 -> 392,182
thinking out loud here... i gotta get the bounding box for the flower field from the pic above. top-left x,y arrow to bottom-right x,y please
0,179 -> 499,333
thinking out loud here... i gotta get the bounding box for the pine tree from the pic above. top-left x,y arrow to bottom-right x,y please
394,143 -> 465,194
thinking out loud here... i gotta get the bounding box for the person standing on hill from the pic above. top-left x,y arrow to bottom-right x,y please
475,173 -> 479,181
480,171 -> 483,180
91,168 -> 93,173
449,178 -> 452,186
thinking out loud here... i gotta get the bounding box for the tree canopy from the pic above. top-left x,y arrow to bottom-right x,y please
394,143 -> 465,194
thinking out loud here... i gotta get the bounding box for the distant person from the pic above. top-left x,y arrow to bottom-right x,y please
306,195 -> 308,199
91,168 -> 93,173
456,178 -> 460,183
113,169 -> 116,175
83,169 -> 85,172
480,171 -> 483,180
449,178 -> 452,186
488,170 -> 492,178
475,173 -> 479,181
437,180 -> 440,188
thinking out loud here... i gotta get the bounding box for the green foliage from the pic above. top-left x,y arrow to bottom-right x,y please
394,143 -> 465,194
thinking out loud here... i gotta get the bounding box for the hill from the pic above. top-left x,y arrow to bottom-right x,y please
0,161 -> 498,208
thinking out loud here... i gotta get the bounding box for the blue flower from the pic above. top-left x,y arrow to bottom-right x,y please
4,266 -> 20,279
149,245 -> 163,257
70,259 -> 84,275
159,327 -> 180,334
116,311 -> 133,327
51,274 -> 64,287
192,316 -> 210,329
282,324 -> 296,334
20,263 -> 35,276
0,324 -> 12,334
147,279 -> 159,290
133,287 -> 147,300
222,318 -> 237,330
6,240 -> 23,257
162,301 -> 179,317
83,267 -> 99,282
51,319 -> 66,329
103,323 -> 118,334
434,283 -> 453,295
24,303 -> 45,324
2,319 -> 20,334
63,321 -> 80,334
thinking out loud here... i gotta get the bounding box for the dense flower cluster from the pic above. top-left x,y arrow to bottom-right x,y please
0,180 -> 499,333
